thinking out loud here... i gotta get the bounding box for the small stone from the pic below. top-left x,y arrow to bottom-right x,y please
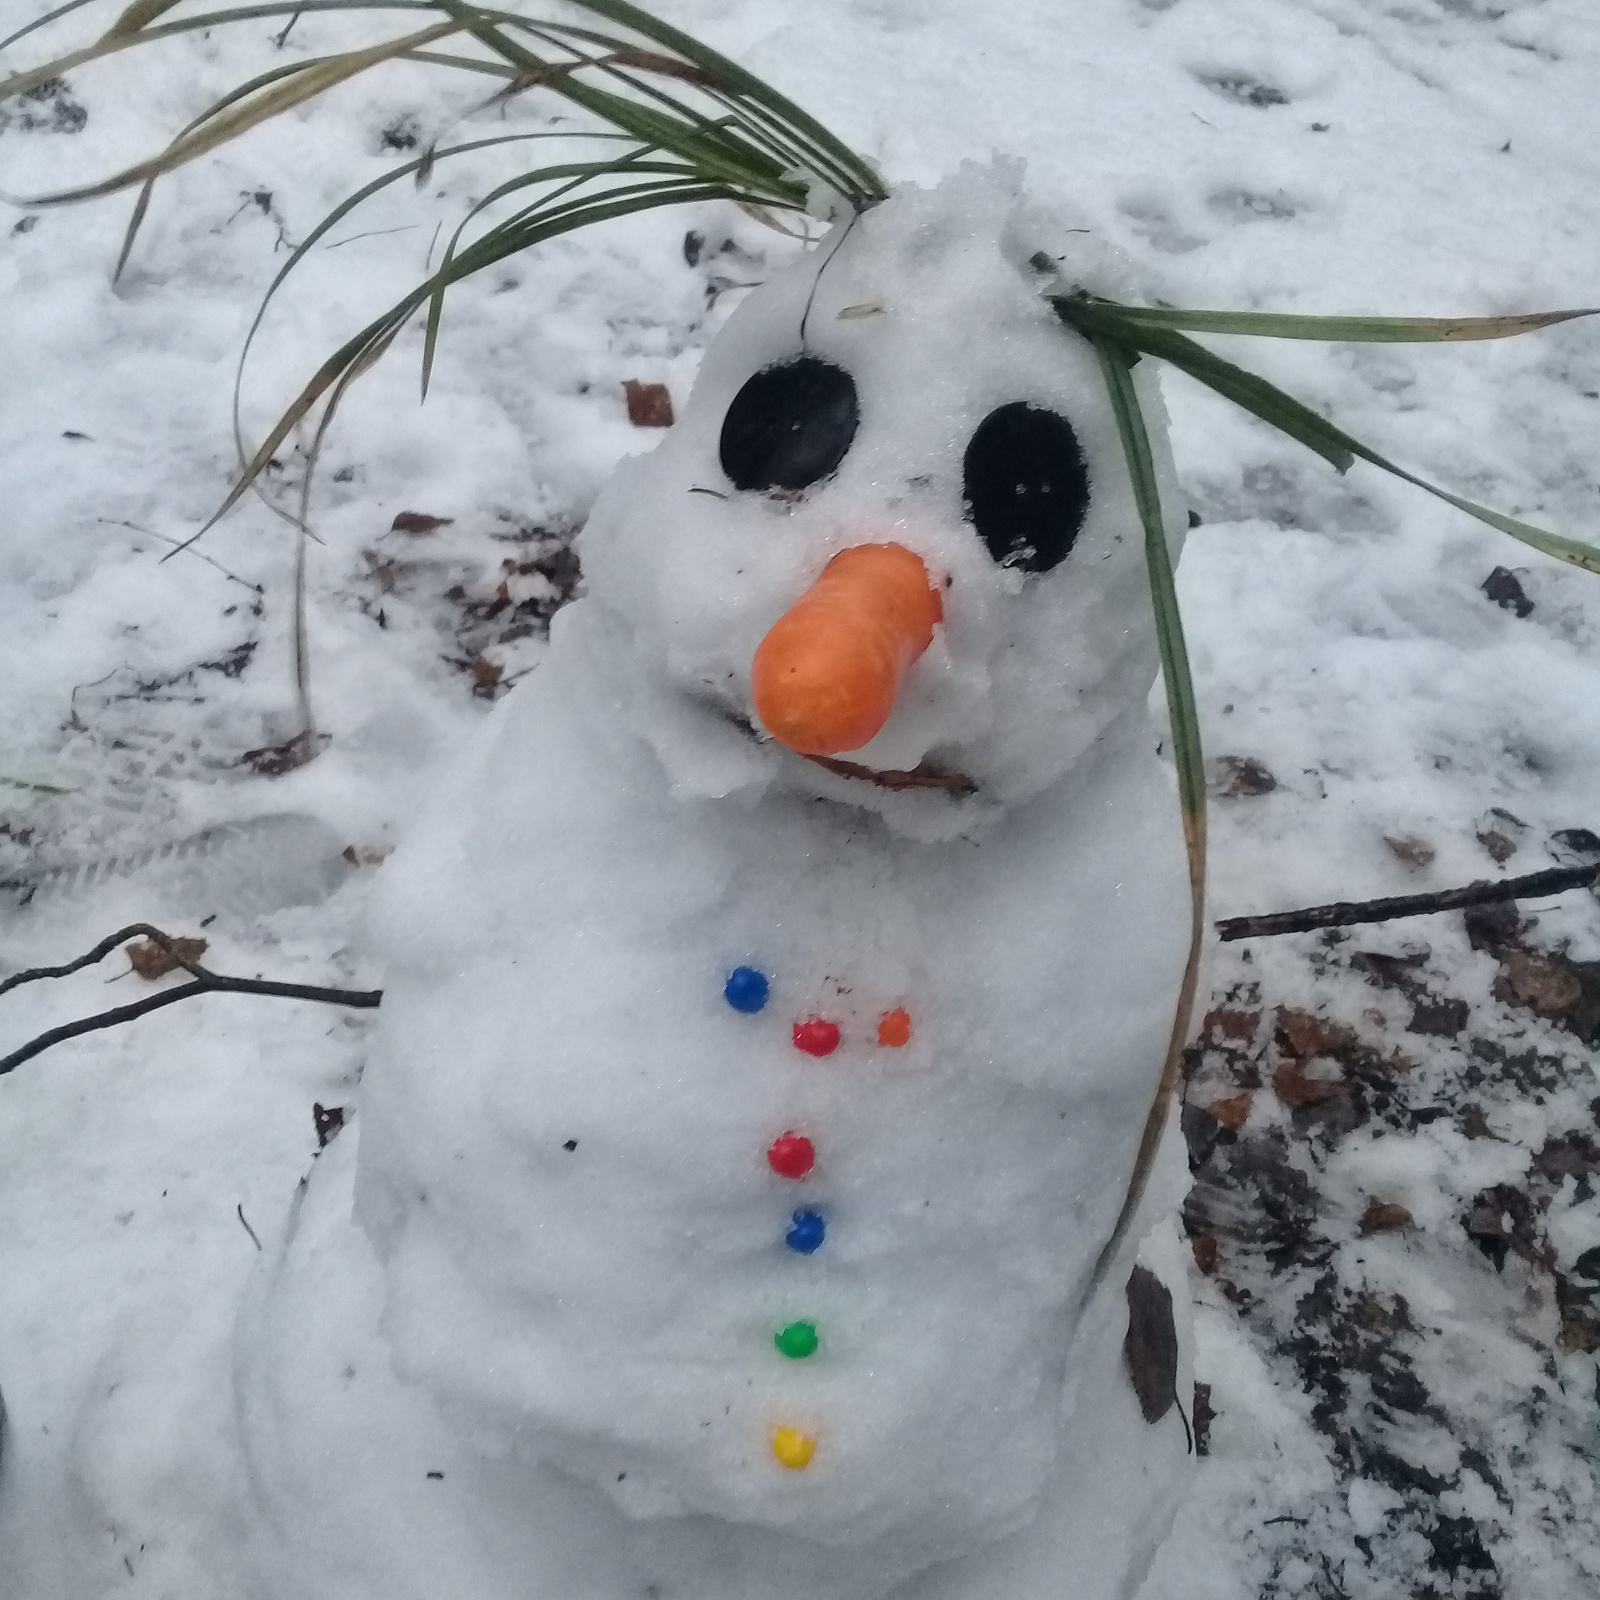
1481,565 -> 1533,618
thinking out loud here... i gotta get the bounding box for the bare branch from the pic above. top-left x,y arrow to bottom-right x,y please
1216,862 -> 1600,943
1,924 -> 382,1076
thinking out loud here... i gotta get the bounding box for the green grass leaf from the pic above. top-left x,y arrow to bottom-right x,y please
1056,296 -> 1600,577
1077,302 -> 1600,343
1085,331 -> 1208,1293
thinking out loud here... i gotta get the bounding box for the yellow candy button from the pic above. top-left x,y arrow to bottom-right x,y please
770,1426 -> 816,1470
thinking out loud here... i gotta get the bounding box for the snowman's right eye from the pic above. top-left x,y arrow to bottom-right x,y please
719,357 -> 859,492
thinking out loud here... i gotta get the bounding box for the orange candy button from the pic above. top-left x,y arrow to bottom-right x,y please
877,1008 -> 912,1048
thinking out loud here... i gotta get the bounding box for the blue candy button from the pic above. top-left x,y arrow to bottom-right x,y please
786,1208 -> 826,1255
724,966 -> 770,1014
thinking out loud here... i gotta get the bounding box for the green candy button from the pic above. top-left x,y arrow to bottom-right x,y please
774,1320 -> 819,1360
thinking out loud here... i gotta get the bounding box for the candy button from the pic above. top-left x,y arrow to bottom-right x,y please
877,1008 -> 912,1048
775,1320 -> 819,1359
767,1133 -> 815,1179
724,967 -> 770,1014
771,1426 -> 816,1470
793,1018 -> 841,1057
785,1208 -> 826,1254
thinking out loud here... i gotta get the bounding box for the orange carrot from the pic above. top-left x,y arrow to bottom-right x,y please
752,543 -> 942,755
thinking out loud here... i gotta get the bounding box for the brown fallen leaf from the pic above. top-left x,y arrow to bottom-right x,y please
1202,1006 -> 1261,1044
1275,1006 -> 1359,1064
391,511 -> 454,535
1360,1199 -> 1412,1235
1210,754 -> 1277,798
1190,1233 -> 1220,1275
1272,1059 -> 1348,1108
1208,1092 -> 1253,1130
1384,834 -> 1436,868
242,730 -> 325,777
1559,1306 -> 1600,1353
623,379 -> 674,428
1123,1265 -> 1180,1426
470,655 -> 504,691
127,935 -> 207,980
1494,949 -> 1583,1021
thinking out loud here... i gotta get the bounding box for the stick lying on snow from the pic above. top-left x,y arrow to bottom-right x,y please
1216,861 -> 1600,943
6,863 -> 1597,1073
0,923 -> 381,1077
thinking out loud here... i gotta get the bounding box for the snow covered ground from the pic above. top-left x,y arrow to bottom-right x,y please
1,0 -> 1598,1595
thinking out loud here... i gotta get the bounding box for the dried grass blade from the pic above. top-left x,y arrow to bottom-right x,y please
102,0 -> 185,39
232,129 -> 601,479
0,0 -> 103,54
114,54 -> 322,279
15,18 -> 460,205
1087,331 -> 1207,1293
563,0 -> 884,201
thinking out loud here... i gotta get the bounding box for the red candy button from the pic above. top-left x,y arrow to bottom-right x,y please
793,1018 -> 841,1057
767,1132 -> 815,1179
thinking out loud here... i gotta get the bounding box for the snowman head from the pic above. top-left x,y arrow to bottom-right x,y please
578,161 -> 1186,839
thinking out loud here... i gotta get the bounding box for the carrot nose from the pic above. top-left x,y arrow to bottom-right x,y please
752,543 -> 943,756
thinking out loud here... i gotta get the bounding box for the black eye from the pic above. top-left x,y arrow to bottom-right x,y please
719,356 -> 859,492
962,402 -> 1090,573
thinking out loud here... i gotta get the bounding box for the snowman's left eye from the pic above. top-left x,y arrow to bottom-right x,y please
719,356 -> 859,492
963,402 -> 1090,573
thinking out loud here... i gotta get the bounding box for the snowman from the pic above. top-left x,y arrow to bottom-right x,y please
234,161 -> 1196,1600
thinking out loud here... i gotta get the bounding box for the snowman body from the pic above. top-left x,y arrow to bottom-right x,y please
238,165 -> 1195,1600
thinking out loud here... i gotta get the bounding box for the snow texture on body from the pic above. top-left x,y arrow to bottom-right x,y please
237,169 -> 1196,1597
1,1 -> 1599,1597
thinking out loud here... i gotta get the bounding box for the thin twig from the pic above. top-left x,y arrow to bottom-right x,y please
0,923 -> 173,998
1,925 -> 381,1076
236,1203 -> 263,1250
1216,862 -> 1600,942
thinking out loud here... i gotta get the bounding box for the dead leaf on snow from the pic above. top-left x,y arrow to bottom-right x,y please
623,380 -> 674,428
1360,1199 -> 1413,1235
127,935 -> 207,979
1123,1265 -> 1180,1426
1210,754 -> 1277,798
1384,834 -> 1436,868
1272,1059 -> 1349,1108
1494,949 -> 1583,1021
391,511 -> 454,535
1208,1092 -> 1253,1130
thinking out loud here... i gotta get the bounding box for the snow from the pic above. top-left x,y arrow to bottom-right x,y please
0,0 -> 1598,1597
